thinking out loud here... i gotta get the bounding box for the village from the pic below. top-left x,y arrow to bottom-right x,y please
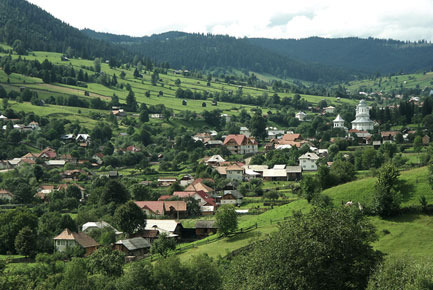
0,98 -> 429,261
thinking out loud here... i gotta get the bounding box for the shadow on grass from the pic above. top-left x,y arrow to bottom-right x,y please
225,231 -> 259,243
399,180 -> 415,203
384,213 -> 422,223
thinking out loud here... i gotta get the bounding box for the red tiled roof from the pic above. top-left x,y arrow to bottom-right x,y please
173,191 -> 196,198
37,147 -> 57,159
192,178 -> 215,185
185,182 -> 214,193
381,131 -> 399,137
281,133 -> 302,142
135,201 -> 165,215
164,201 -> 187,212
223,134 -> 257,146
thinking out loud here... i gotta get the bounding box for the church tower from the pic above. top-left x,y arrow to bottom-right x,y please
351,100 -> 374,131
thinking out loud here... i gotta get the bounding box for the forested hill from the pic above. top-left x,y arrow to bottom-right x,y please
248,37 -> 433,74
0,0 -> 126,61
82,30 -> 353,82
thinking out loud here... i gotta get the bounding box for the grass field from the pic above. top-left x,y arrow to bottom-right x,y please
322,166 -> 430,207
345,71 -> 433,96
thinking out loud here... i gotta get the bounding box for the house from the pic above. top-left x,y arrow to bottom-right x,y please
286,166 -> 302,181
45,160 -> 66,167
239,127 -> 251,137
61,169 -> 90,181
324,106 -> 335,114
150,114 -> 164,119
37,147 -> 57,159
262,169 -> 288,181
21,152 -> 38,161
82,221 -> 122,236
0,160 -> 11,170
195,220 -> 218,238
164,201 -> 188,219
381,131 -> 400,141
35,185 -> 55,200
126,145 -> 141,153
185,181 -> 214,194
27,121 -> 40,130
131,229 -> 159,244
295,111 -> 307,121
114,237 -> 151,257
204,140 -> 223,148
61,134 -> 75,142
76,134 -> 90,143
278,133 -> 307,148
135,201 -> 165,217
221,114 -> 231,123
53,228 -> 99,256
243,165 -> 268,179
92,153 -> 105,165
220,192 -> 243,205
135,201 -> 187,218
226,164 -> 244,181
179,175 -> 194,187
158,177 -> 177,187
299,152 -> 320,171
266,127 -> 285,139
145,219 -> 184,238
204,155 -> 226,166
112,108 -> 127,117
0,189 -> 13,201
173,190 -> 216,207
223,134 -> 258,155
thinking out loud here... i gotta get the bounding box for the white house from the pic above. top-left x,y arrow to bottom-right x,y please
239,127 -> 251,137
266,127 -> 285,139
299,152 -> 320,171
324,106 -> 335,114
221,114 -> 231,123
295,111 -> 307,121
223,135 -> 258,155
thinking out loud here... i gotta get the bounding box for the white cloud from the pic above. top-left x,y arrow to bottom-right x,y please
27,0 -> 433,41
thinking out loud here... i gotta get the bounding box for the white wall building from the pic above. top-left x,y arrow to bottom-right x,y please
333,114 -> 347,130
351,100 -> 374,131
299,152 -> 320,171
295,111 -> 307,121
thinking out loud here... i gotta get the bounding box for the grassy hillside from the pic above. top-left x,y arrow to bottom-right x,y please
0,48 -> 358,113
175,166 -> 432,262
345,71 -> 433,96
323,166 -> 430,207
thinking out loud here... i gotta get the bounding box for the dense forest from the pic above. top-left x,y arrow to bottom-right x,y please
0,0 -> 127,61
249,37 -> 433,74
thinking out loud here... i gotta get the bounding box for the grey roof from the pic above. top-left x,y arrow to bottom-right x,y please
334,114 -> 344,122
230,190 -> 243,199
196,220 -> 217,229
115,237 -> 151,250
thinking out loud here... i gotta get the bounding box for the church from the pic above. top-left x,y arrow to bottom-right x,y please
351,100 -> 374,131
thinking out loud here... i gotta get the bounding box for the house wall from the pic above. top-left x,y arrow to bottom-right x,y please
54,239 -> 78,252
300,159 -> 317,171
226,170 -> 243,181
240,145 -> 258,154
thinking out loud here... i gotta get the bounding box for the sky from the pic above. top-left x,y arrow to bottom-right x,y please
27,0 -> 433,41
